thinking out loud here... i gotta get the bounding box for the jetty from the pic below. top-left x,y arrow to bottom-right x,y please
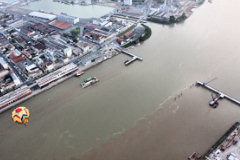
115,48 -> 143,66
196,81 -> 240,106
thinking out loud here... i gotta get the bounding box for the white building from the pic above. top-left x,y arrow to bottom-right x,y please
64,48 -> 72,57
10,73 -> 21,86
0,57 -> 8,69
124,0 -> 132,5
57,14 -> 79,24
46,63 -> 54,71
85,0 -> 92,5
29,12 -> 56,20
25,64 -> 41,74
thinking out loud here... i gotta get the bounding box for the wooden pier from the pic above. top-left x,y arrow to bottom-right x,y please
196,81 -> 240,106
115,48 -> 143,66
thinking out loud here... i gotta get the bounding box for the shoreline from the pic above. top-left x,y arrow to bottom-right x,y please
147,0 -> 205,25
0,55 -> 113,113
202,122 -> 240,159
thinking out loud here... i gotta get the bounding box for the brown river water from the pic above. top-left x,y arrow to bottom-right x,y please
1,0 -> 240,159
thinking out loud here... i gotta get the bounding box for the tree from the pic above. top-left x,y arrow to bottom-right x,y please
63,33 -> 68,38
169,16 -> 176,23
73,38 -> 78,43
70,27 -> 80,37
18,46 -> 23,51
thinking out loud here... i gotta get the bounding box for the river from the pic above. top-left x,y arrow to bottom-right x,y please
1,0 -> 240,159
21,0 -> 114,18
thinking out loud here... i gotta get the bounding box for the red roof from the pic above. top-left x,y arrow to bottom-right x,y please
49,20 -> 72,30
16,37 -> 24,43
124,30 -> 133,37
85,25 -> 96,31
10,52 -> 25,64
117,37 -> 124,43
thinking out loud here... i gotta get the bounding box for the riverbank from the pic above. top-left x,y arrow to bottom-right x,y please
147,0 -> 205,25
0,55 -> 110,113
202,122 -> 240,159
147,13 -> 188,25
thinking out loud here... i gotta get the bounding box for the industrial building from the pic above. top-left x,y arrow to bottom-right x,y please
0,86 -> 32,109
57,14 -> 79,24
29,12 -> 57,20
36,63 -> 78,88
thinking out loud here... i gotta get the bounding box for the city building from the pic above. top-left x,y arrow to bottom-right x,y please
0,70 -> 9,81
57,14 -> 79,24
9,50 -> 26,64
64,47 -> 72,57
124,0 -> 132,5
46,63 -> 54,71
25,64 -> 42,76
10,72 -> 21,86
85,0 -> 92,5
0,57 -> 8,69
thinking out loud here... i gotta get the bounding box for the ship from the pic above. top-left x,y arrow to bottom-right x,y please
81,77 -> 99,88
75,70 -> 84,77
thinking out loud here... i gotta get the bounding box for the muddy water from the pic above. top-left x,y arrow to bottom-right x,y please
1,0 -> 240,159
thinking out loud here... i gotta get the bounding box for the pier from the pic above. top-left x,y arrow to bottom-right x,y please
115,48 -> 143,66
196,81 -> 240,106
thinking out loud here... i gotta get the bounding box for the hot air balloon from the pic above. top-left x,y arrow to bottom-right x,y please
12,107 -> 30,125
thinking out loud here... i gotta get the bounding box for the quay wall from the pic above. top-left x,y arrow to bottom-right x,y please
202,122 -> 240,159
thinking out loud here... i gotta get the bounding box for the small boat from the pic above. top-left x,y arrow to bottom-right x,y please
187,152 -> 202,160
75,70 -> 84,77
81,77 -> 99,88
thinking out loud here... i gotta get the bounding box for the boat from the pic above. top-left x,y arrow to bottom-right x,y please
187,152 -> 202,160
75,70 -> 84,77
81,77 -> 99,88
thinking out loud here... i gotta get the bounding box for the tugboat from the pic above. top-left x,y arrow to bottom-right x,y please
81,77 -> 99,88
187,152 -> 202,160
75,70 -> 84,77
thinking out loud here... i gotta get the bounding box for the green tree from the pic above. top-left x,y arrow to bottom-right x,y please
169,16 -> 176,23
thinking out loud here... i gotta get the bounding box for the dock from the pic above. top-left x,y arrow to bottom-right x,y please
203,122 -> 240,159
196,81 -> 240,106
115,48 -> 143,66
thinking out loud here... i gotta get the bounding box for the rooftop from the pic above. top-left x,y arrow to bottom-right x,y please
29,12 -> 57,20
49,20 -> 72,30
